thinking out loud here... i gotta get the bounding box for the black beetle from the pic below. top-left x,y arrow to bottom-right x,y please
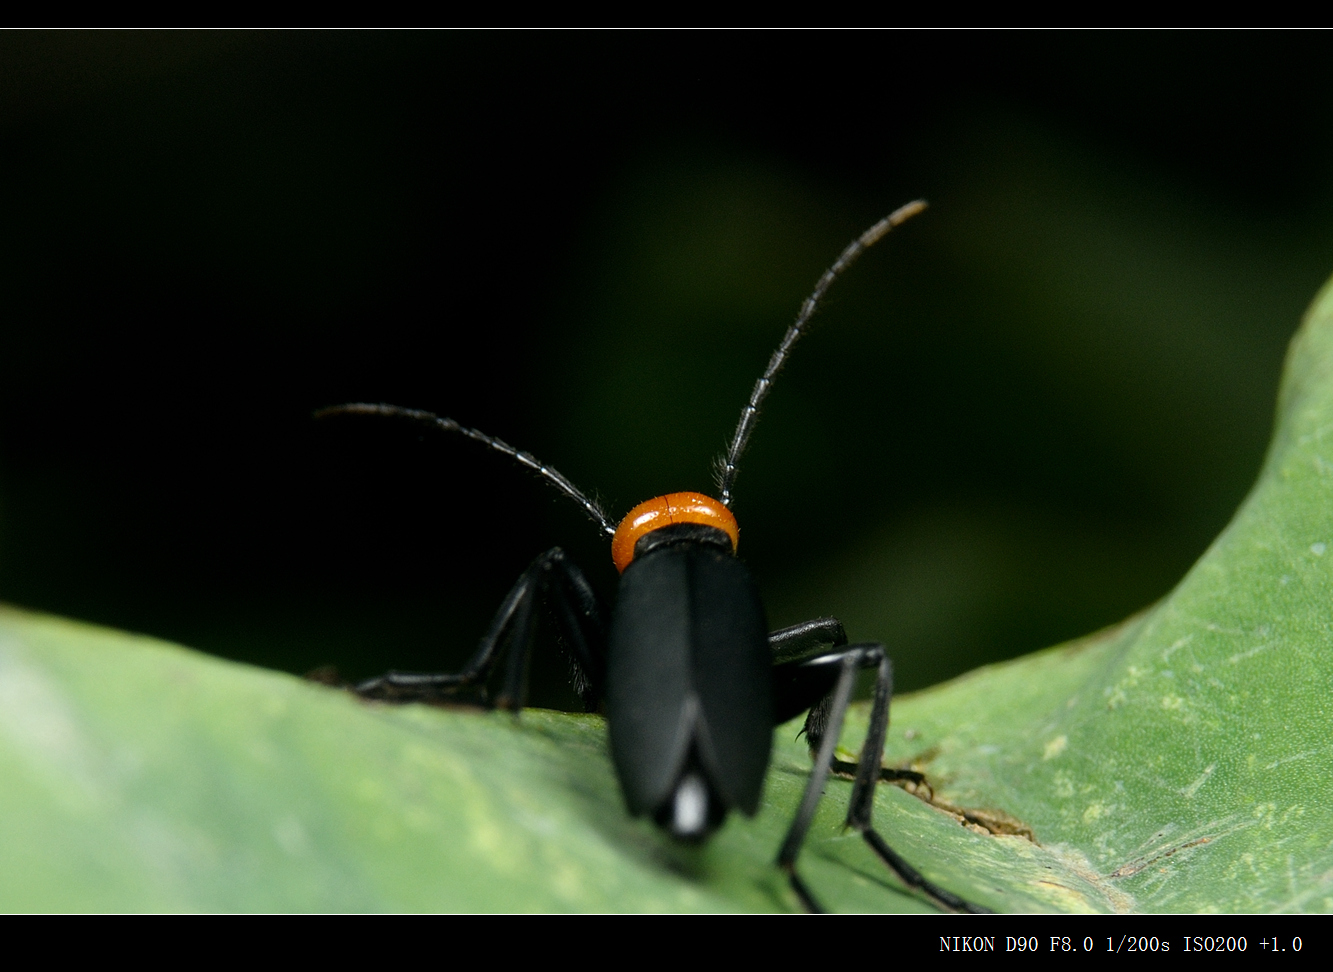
319,201 -> 986,913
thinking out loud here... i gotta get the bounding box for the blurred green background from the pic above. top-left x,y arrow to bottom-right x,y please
1,33 -> 1331,702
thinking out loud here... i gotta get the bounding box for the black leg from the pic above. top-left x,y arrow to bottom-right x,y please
495,562 -> 542,710
770,617 -> 906,758
543,550 -> 608,710
770,617 -> 848,727
353,558 -> 541,703
768,617 -> 847,663
355,547 -> 607,710
774,642 -> 990,914
775,648 -> 861,913
829,760 -> 930,797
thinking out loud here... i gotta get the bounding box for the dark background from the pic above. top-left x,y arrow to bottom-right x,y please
2,33 -> 1330,704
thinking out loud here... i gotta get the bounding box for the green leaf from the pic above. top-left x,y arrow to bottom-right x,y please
4,277 -> 1333,912
866,273 -> 1333,913
0,606 -> 935,912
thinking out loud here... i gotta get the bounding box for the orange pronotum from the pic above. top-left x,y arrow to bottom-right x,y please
610,492 -> 739,573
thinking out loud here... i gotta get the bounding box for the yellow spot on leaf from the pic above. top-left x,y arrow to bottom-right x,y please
1044,735 -> 1068,760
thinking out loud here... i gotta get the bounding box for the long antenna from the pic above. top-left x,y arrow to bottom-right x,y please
316,403 -> 617,536
714,200 -> 927,508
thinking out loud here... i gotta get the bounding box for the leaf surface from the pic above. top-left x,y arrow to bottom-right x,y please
3,279 -> 1333,912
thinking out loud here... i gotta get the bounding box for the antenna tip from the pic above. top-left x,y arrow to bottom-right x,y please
313,402 -> 383,421
892,199 -> 929,222
860,199 -> 928,247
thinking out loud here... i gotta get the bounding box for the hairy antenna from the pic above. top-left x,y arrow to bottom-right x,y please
316,403 -> 616,536
714,200 -> 927,508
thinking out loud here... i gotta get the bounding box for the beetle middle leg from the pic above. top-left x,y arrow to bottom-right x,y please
354,547 -> 607,711
769,619 -> 925,790
770,632 -> 987,914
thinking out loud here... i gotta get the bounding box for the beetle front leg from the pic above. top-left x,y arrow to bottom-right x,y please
354,556 -> 543,704
538,548 -> 608,711
355,547 -> 607,711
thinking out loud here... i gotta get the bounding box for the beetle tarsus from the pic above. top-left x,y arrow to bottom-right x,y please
354,670 -> 472,702
859,828 -> 992,914
828,759 -> 932,798
783,863 -> 826,914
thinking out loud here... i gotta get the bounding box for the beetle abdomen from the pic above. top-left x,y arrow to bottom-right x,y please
606,541 -> 772,823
